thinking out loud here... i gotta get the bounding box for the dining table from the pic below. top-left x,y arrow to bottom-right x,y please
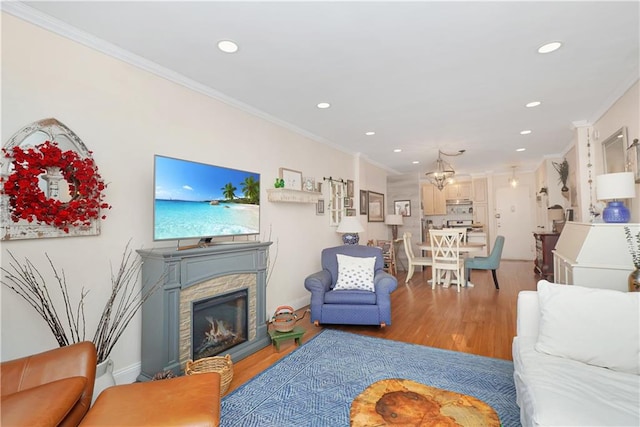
417,241 -> 486,288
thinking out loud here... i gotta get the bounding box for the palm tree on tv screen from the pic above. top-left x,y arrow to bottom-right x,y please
222,182 -> 236,201
241,176 -> 259,204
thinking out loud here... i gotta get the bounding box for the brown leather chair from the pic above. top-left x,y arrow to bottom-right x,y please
2,342 -> 221,427
1,341 -> 97,427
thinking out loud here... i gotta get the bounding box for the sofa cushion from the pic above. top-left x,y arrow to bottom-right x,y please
514,336 -> 640,426
333,254 -> 376,291
324,289 -> 377,305
535,280 -> 640,375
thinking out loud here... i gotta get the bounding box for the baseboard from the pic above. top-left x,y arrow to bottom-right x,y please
114,361 -> 141,384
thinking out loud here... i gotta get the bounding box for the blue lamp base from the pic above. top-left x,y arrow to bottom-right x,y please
602,201 -> 630,223
342,233 -> 360,245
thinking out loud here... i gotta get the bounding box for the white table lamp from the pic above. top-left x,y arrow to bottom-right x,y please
336,217 -> 365,245
385,214 -> 403,240
596,172 -> 636,223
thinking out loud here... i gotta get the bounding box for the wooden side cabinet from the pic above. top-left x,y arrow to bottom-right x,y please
533,232 -> 560,280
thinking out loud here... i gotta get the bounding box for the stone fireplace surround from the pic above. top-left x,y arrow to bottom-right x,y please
137,242 -> 271,381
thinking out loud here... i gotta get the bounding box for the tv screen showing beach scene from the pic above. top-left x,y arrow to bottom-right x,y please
153,155 -> 260,241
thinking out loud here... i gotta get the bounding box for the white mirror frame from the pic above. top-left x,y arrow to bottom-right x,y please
1,118 -> 102,240
602,127 -> 628,174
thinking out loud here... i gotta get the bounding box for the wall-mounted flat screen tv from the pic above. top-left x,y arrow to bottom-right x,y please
153,155 -> 260,241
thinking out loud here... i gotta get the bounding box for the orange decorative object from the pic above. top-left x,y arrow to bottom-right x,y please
350,378 -> 500,427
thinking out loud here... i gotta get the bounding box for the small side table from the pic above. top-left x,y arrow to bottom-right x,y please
268,325 -> 305,351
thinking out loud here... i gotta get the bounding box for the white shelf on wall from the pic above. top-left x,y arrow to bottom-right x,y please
267,188 -> 321,203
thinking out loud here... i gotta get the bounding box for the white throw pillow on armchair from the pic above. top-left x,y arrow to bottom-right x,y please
535,280 -> 640,374
333,254 -> 376,292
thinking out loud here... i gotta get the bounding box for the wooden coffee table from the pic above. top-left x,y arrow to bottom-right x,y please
350,378 -> 500,426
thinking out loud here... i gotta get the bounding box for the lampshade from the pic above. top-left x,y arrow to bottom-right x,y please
547,208 -> 564,222
336,217 -> 364,233
596,172 -> 636,200
385,214 -> 404,226
596,172 -> 636,223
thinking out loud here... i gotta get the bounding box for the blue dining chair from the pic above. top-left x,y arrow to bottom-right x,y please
465,236 -> 505,289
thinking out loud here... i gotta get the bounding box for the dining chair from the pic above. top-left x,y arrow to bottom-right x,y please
465,235 -> 505,289
402,232 -> 432,284
429,229 -> 465,292
376,240 -> 396,276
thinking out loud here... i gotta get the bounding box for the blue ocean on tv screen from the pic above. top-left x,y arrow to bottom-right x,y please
154,200 -> 259,240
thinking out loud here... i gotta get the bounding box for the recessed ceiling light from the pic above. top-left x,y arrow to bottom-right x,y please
365,131 -> 376,136
412,161 -> 420,164
516,148 -> 526,152
520,130 -> 532,135
393,148 -> 402,153
537,41 -> 562,54
526,101 -> 541,108
316,102 -> 331,109
217,40 -> 239,53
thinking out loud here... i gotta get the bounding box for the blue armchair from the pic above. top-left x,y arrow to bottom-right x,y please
304,245 -> 398,327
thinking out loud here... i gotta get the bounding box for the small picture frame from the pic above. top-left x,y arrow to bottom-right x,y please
344,197 -> 352,208
346,208 -> 356,217
279,167 -> 303,190
360,190 -> 368,215
394,200 -> 411,217
565,208 -> 574,222
367,191 -> 384,222
316,199 -> 325,215
302,176 -> 316,192
346,179 -> 354,198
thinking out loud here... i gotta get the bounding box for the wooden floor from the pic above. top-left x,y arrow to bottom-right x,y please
228,260 -> 539,394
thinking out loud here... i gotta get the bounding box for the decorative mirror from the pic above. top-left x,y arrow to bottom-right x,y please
602,127 -> 628,174
1,118 -> 110,240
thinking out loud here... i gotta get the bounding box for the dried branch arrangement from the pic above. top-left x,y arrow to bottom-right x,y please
1,241 -> 163,363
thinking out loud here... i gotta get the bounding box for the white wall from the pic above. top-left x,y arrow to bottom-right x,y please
592,81 -> 640,223
0,14 -> 389,375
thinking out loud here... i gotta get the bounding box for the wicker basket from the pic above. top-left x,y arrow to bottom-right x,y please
185,354 -> 233,395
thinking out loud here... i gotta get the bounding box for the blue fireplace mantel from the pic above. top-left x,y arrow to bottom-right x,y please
137,241 -> 272,381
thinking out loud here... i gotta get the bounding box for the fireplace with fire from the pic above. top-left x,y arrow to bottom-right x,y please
137,242 -> 271,381
192,290 -> 248,360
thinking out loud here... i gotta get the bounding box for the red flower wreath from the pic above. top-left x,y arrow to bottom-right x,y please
1,141 -> 111,233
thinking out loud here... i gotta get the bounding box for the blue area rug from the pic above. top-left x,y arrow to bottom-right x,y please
221,329 -> 520,426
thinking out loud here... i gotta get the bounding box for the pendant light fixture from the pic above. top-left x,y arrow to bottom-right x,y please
425,149 -> 465,191
509,166 -> 519,188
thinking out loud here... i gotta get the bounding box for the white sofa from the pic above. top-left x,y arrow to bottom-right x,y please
513,280 -> 640,427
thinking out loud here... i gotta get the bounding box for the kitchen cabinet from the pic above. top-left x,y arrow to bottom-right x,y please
533,232 -> 560,280
445,182 -> 471,200
472,178 -> 487,203
422,183 -> 446,215
472,204 -> 488,231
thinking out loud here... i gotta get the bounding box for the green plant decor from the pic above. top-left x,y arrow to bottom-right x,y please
552,159 -> 569,192
624,226 -> 640,269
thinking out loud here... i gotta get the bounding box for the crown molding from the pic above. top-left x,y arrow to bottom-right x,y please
1,1 -> 356,158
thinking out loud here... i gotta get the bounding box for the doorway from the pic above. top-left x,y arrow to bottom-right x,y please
495,185 -> 535,260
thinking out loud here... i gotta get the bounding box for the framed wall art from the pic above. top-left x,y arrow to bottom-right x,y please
367,191 -> 384,222
360,190 -> 368,215
394,200 -> 411,217
316,199 -> 325,215
346,209 -> 356,217
346,179 -> 354,197
279,167 -> 303,190
630,138 -> 640,183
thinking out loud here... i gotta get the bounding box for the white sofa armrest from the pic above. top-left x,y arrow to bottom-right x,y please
516,291 -> 539,338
